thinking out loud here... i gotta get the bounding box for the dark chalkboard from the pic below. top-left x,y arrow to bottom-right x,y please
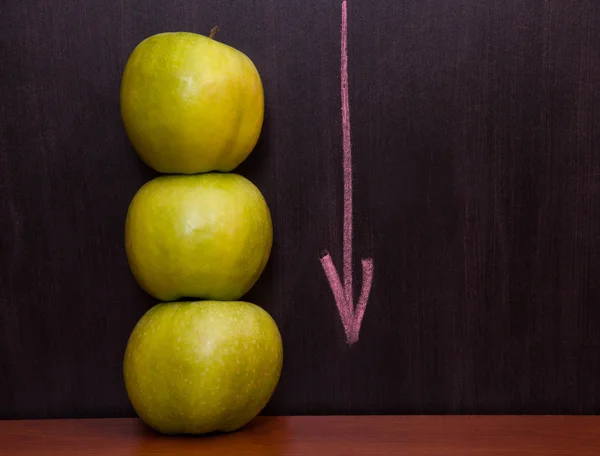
2,0 -> 600,419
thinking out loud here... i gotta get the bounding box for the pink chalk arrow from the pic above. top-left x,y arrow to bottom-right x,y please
320,0 -> 374,345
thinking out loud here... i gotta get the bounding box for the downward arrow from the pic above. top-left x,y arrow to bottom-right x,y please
320,0 -> 374,345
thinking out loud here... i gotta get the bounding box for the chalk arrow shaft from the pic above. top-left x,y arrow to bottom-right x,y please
341,0 -> 353,307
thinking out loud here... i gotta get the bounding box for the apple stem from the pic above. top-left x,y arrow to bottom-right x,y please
209,26 -> 219,39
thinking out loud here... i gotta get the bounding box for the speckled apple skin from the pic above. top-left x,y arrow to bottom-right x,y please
125,173 -> 273,302
120,32 -> 264,174
123,301 -> 283,435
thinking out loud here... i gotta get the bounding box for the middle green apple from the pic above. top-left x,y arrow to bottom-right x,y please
125,173 -> 272,301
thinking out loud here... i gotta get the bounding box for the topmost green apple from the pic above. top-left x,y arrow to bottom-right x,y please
120,30 -> 264,174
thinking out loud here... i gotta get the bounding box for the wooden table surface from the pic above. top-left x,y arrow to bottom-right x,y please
1,416 -> 600,455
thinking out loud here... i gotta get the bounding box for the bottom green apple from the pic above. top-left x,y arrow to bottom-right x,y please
123,301 -> 283,435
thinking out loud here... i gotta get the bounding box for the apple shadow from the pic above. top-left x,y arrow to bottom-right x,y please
136,413 -> 270,439
234,102 -> 272,180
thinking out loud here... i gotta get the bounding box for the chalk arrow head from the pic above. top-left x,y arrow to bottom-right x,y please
320,252 -> 374,345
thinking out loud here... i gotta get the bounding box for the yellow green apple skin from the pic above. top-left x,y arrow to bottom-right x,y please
125,173 -> 272,301
120,32 -> 264,174
123,300 -> 283,435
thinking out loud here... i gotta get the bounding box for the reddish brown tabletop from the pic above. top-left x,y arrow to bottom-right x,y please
1,416 -> 600,455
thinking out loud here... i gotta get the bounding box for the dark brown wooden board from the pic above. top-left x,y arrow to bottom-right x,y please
2,416 -> 600,456
1,0 -> 600,418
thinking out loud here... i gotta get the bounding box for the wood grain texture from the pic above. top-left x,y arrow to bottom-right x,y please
2,0 -> 600,418
2,416 -> 600,456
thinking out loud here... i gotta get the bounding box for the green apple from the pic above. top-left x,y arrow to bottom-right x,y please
120,31 -> 264,174
123,300 -> 283,434
125,173 -> 272,302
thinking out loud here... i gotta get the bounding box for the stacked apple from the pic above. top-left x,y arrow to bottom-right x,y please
119,30 -> 282,435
